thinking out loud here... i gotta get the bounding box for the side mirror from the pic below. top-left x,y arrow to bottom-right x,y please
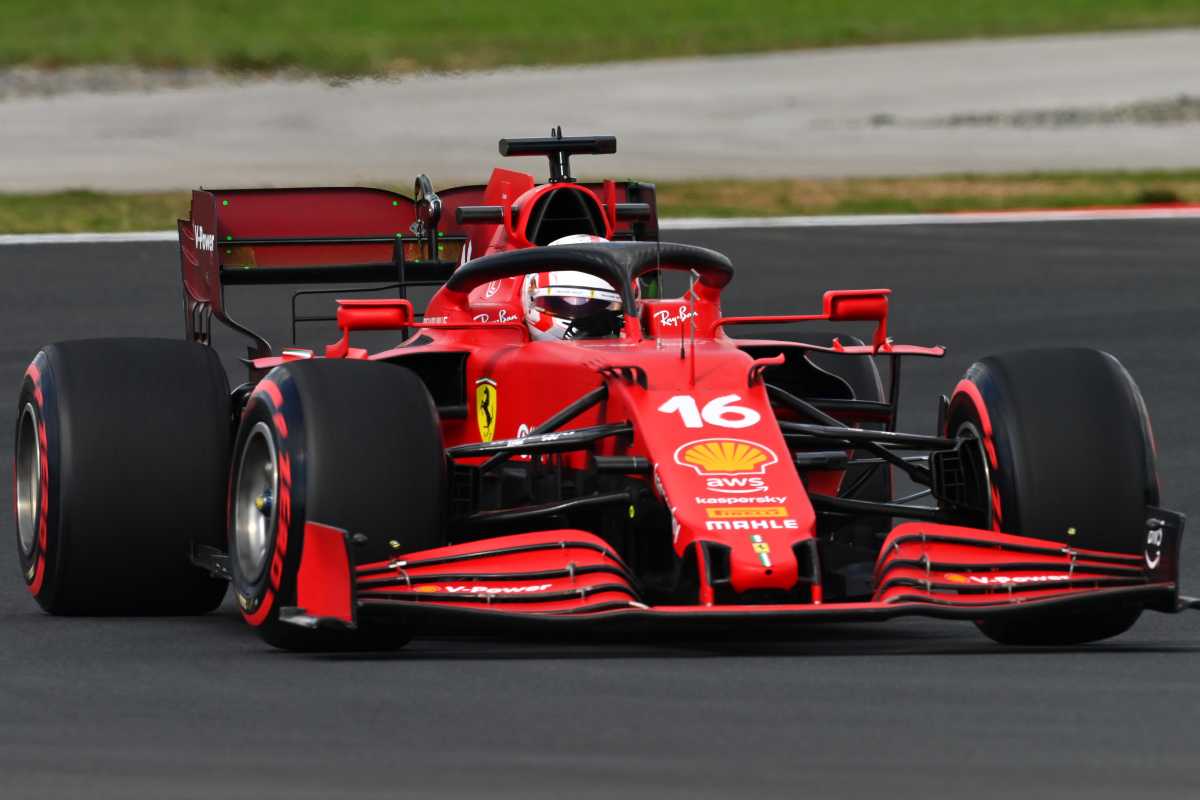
822,289 -> 890,349
823,289 -> 889,321
325,299 -> 414,358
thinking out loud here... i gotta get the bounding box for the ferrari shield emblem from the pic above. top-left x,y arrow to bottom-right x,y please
476,378 -> 498,442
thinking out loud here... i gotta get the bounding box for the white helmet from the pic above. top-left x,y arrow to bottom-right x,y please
523,235 -> 623,341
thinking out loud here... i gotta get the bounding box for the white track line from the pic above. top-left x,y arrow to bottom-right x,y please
3,206 -> 1200,246
661,206 -> 1200,230
0,231 -> 177,245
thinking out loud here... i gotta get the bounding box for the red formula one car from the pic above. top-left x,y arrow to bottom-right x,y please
13,133 -> 1196,649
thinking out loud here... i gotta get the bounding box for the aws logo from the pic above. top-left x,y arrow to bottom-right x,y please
674,439 -> 778,494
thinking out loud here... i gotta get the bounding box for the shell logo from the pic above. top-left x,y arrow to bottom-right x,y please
674,438 -> 778,476
943,573 -> 970,584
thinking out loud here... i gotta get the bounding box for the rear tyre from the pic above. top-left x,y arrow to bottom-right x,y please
229,360 -> 447,651
946,348 -> 1157,645
14,339 -> 231,614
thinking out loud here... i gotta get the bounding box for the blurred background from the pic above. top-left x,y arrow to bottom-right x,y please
1,0 -> 1200,231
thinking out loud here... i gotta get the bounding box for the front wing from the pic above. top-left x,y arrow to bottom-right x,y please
279,514 -> 1193,634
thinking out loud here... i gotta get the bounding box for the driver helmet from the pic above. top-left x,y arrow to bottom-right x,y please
523,234 -> 624,341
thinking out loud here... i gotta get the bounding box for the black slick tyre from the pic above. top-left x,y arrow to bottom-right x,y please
14,338 -> 231,614
228,359 -> 447,651
946,348 -> 1157,645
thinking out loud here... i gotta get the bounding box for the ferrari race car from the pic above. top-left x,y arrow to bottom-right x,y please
13,132 -> 1197,650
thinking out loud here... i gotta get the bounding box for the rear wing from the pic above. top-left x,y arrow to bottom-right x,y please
179,184 -> 474,356
179,179 -> 658,357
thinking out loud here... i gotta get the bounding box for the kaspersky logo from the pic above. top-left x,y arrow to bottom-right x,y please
674,438 -> 778,494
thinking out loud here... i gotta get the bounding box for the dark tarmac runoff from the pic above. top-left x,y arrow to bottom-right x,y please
1,221 -> 1198,799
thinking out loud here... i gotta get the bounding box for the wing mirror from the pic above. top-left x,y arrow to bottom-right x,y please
325,299 -> 414,358
823,289 -> 890,349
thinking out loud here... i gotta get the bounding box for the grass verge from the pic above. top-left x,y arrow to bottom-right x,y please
4,172 -> 1200,234
654,171 -> 1200,217
3,1 -> 1200,75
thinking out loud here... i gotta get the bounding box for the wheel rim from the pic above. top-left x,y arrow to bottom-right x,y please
955,418 -> 995,529
233,422 -> 279,583
15,402 -> 40,557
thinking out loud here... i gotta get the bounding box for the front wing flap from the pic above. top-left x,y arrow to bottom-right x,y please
871,515 -> 1183,611
284,515 -> 1187,632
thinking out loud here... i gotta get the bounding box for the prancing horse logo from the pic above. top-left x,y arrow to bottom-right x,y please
476,378 -> 497,442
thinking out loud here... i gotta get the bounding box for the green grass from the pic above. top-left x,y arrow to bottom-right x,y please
2,1 -> 1200,74
5,171 -> 1200,234
0,191 -> 189,234
654,171 -> 1200,217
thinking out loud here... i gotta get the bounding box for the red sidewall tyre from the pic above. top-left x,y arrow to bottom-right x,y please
228,374 -> 303,637
229,360 -> 447,651
946,348 -> 1156,645
13,339 -> 230,615
15,353 -> 55,603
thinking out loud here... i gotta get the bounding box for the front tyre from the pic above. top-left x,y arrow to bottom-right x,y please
946,348 -> 1157,645
229,360 -> 447,651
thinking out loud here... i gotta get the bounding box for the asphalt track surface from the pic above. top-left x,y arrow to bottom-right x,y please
2,221 -> 1199,799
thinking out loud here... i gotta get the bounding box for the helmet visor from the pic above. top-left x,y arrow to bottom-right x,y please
530,285 -> 621,320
